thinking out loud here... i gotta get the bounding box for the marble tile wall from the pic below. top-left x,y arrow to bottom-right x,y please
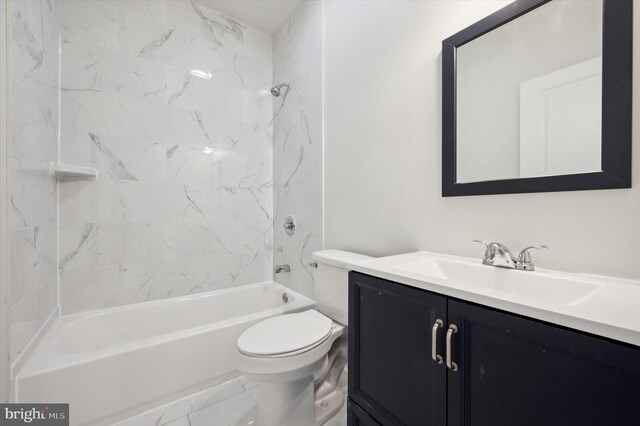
58,0 -> 273,314
272,1 -> 324,298
9,0 -> 60,362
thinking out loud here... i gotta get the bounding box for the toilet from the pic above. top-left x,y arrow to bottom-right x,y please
237,250 -> 372,426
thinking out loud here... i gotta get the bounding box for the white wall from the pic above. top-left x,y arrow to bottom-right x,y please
324,0 -> 640,280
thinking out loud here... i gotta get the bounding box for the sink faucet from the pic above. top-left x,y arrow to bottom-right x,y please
274,264 -> 291,274
473,240 -> 547,271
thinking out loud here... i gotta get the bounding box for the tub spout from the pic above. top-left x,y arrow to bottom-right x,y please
274,264 -> 291,274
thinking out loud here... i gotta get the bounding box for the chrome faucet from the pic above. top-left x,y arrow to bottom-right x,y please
473,240 -> 547,271
274,264 -> 291,274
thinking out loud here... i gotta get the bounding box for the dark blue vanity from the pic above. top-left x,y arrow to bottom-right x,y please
347,272 -> 640,426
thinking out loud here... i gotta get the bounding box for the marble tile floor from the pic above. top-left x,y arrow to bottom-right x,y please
113,373 -> 348,426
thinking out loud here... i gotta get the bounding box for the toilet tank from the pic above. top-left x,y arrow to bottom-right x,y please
312,250 -> 373,325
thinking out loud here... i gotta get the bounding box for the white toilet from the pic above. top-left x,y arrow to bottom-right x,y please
237,250 -> 371,426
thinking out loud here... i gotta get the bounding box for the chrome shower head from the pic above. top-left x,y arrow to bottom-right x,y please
270,83 -> 290,97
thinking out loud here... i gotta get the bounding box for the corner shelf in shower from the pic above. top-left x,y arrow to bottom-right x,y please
50,162 -> 98,181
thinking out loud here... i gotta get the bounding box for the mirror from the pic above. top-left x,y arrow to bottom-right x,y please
442,0 -> 632,196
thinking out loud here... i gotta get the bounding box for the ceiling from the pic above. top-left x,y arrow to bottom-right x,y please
193,0 -> 305,34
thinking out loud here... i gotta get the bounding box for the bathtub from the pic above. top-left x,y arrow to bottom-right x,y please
16,281 -> 314,426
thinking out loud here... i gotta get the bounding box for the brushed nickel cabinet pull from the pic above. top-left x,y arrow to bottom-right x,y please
446,324 -> 459,372
431,319 -> 444,364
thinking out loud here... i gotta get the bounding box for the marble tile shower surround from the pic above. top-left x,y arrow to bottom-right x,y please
9,0 -> 60,363
58,0 -> 274,314
272,1 -> 323,298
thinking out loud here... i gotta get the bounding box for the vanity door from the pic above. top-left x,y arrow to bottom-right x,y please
447,299 -> 640,426
347,399 -> 381,426
349,272 -> 447,426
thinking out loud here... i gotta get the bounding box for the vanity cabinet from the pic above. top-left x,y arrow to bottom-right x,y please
348,272 -> 640,426
348,273 -> 446,425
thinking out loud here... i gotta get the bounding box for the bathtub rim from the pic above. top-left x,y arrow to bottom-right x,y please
61,280 -> 300,324
17,281 -> 315,379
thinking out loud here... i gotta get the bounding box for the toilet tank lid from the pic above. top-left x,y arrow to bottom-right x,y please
312,250 -> 373,269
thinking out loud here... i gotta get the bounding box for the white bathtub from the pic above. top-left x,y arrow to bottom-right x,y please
16,282 -> 314,426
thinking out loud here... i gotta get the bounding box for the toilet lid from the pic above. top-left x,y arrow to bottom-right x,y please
238,310 -> 333,357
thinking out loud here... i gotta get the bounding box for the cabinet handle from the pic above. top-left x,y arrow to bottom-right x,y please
446,324 -> 459,372
431,319 -> 444,364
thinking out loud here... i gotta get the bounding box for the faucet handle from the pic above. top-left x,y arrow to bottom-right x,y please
517,245 -> 548,261
516,245 -> 548,271
473,240 -> 494,265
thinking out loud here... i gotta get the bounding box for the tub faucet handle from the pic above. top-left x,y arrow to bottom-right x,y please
283,216 -> 296,236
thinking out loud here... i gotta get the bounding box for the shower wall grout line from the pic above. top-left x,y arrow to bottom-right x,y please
0,0 -> 11,403
56,28 -> 62,320
321,0 -> 326,252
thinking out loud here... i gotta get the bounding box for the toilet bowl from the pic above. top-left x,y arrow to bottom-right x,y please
236,250 -> 372,426
238,311 -> 347,425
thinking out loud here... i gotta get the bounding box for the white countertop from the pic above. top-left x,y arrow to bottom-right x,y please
348,251 -> 640,347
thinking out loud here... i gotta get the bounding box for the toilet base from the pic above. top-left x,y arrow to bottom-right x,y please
256,378 -> 317,426
255,379 -> 345,426
315,388 -> 345,425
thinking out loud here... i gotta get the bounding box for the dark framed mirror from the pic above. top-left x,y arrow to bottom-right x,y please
442,0 -> 632,197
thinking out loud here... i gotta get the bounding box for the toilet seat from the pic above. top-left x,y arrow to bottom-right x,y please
238,310 -> 333,357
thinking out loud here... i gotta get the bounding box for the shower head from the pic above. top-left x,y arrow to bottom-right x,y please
270,83 -> 290,97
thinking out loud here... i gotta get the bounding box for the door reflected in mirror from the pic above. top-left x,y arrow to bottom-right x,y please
456,0 -> 603,183
442,0 -> 632,197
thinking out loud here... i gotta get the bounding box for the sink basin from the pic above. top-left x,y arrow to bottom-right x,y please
390,256 -> 600,305
349,251 -> 640,347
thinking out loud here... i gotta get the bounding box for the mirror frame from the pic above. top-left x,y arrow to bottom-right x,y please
442,0 -> 632,197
